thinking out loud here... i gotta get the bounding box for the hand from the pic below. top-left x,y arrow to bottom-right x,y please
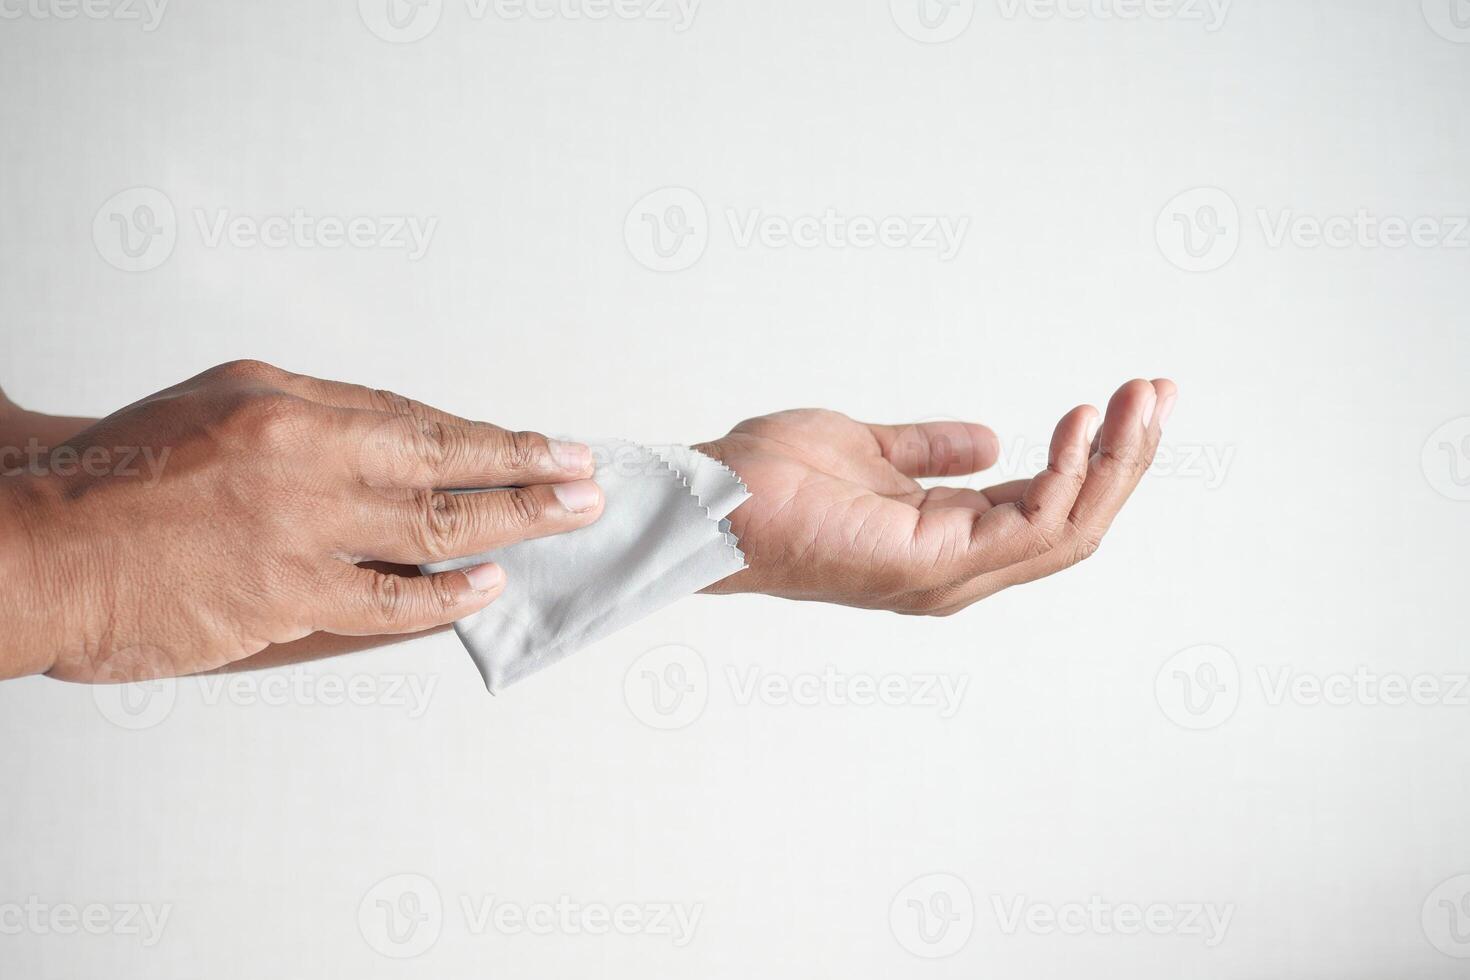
696,378 -> 1176,614
0,360 -> 604,683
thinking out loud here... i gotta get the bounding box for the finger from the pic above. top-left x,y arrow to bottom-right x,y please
914,486 -> 1000,513
1065,378 -> 1176,551
959,405 -> 1099,569
960,379 -> 1170,599
866,420 -> 1000,478
355,480 -> 604,564
903,404 -> 1093,596
318,562 -> 507,637
907,379 -> 1176,616
974,479 -> 1030,506
349,411 -> 594,491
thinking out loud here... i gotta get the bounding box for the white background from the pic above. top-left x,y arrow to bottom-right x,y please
2,0 -> 1469,976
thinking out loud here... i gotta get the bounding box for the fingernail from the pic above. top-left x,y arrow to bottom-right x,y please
553,479 -> 601,514
548,439 -> 591,472
1085,412 -> 1101,444
464,563 -> 505,593
1157,394 -> 1177,428
1140,389 -> 1158,429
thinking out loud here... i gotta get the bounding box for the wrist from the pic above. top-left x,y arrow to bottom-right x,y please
691,439 -> 755,596
0,474 -> 67,680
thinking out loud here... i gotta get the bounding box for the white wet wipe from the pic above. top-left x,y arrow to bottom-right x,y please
422,441 -> 749,693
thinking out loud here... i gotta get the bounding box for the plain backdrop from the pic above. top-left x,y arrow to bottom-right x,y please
2,1 -> 1468,977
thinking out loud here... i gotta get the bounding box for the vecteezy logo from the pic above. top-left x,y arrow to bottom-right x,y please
623,644 -> 709,730
1155,644 -> 1240,731
889,873 -> 975,959
1156,187 -> 1240,273
92,187 -> 177,272
1423,874 -> 1470,958
890,0 -> 976,43
1422,417 -> 1470,502
92,677 -> 179,731
359,0 -> 443,43
624,187 -> 708,272
90,646 -> 179,731
1423,0 -> 1470,42
358,873 -> 443,958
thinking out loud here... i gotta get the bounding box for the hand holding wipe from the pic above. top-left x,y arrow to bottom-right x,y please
422,441 -> 749,692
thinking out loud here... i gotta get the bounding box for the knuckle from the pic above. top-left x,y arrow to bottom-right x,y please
428,574 -> 460,613
1097,444 -> 1140,472
212,358 -> 281,384
368,574 -> 410,626
1064,518 -> 1104,565
500,487 -> 544,528
1014,500 -> 1061,555
230,392 -> 309,450
417,420 -> 455,471
368,387 -> 416,417
501,430 -> 543,472
415,490 -> 461,555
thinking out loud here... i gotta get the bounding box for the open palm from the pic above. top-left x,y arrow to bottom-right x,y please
696,378 -> 1175,615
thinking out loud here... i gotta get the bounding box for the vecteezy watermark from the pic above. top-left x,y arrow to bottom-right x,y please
624,187 -> 970,272
359,0 -> 700,43
193,209 -> 438,261
1156,645 -> 1470,731
981,432 -> 1236,490
92,677 -> 180,732
994,0 -> 1230,30
92,187 -> 438,271
1423,416 -> 1470,502
358,874 -> 703,957
889,874 -> 1232,956
1422,0 -> 1470,43
623,188 -> 708,273
624,644 -> 710,730
358,0 -> 444,43
1,439 -> 171,485
93,668 -> 440,731
93,186 -> 178,273
1155,187 -> 1240,273
624,645 -> 973,731
1155,644 -> 1241,731
726,209 -> 969,261
0,0 -> 168,30
890,0 -> 977,44
1256,667 -> 1470,709
726,666 -> 970,719
1423,874 -> 1470,958
459,895 -> 702,947
1157,186 -> 1470,272
890,0 -> 1227,43
890,874 -> 976,959
1256,210 -> 1470,251
0,897 -> 172,948
990,894 -> 1234,947
359,874 -> 443,959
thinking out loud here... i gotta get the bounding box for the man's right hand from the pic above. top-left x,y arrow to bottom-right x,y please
0,360 -> 604,684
